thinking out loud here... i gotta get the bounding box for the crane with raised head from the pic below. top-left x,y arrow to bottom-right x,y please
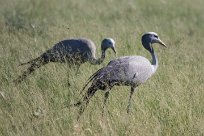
74,32 -> 167,118
14,38 -> 116,84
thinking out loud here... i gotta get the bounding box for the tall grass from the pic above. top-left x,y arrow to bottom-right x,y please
0,0 -> 204,135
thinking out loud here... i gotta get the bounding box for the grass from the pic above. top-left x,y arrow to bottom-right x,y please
0,0 -> 204,135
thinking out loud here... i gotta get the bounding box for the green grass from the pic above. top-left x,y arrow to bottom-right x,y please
0,0 -> 204,135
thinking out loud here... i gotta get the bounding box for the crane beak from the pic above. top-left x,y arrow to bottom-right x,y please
156,38 -> 167,48
111,47 -> 116,54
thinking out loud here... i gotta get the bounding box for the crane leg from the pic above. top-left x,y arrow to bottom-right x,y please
66,71 -> 71,86
127,87 -> 135,113
65,64 -> 80,86
75,65 -> 80,75
102,91 -> 110,116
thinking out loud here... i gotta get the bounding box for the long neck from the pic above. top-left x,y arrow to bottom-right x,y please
150,48 -> 158,74
90,50 -> 105,65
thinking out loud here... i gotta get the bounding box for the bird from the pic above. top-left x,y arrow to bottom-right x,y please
14,38 -> 116,84
74,32 -> 167,118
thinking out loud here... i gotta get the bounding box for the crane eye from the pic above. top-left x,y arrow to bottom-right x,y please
154,35 -> 158,38
108,42 -> 112,44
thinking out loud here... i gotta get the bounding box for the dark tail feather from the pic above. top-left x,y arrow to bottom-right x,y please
68,68 -> 104,109
78,79 -> 93,95
66,85 -> 98,120
14,57 -> 46,84
79,67 -> 104,95
19,56 -> 42,66
76,86 -> 98,119
87,67 -> 104,81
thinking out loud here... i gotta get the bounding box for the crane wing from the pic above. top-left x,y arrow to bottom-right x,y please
80,55 -> 152,93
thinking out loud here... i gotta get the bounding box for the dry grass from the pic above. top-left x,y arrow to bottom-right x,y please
0,0 -> 204,135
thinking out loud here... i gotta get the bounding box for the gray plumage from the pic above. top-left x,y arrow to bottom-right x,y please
14,38 -> 116,84
74,32 -> 167,118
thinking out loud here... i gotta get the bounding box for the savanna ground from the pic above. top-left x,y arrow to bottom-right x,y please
0,0 -> 204,135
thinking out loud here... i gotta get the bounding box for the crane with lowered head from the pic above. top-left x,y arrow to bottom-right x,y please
14,38 -> 116,84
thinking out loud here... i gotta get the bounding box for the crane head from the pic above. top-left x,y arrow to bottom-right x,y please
101,38 -> 116,54
141,32 -> 167,52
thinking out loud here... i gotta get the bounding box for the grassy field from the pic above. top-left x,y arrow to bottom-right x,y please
0,0 -> 204,135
